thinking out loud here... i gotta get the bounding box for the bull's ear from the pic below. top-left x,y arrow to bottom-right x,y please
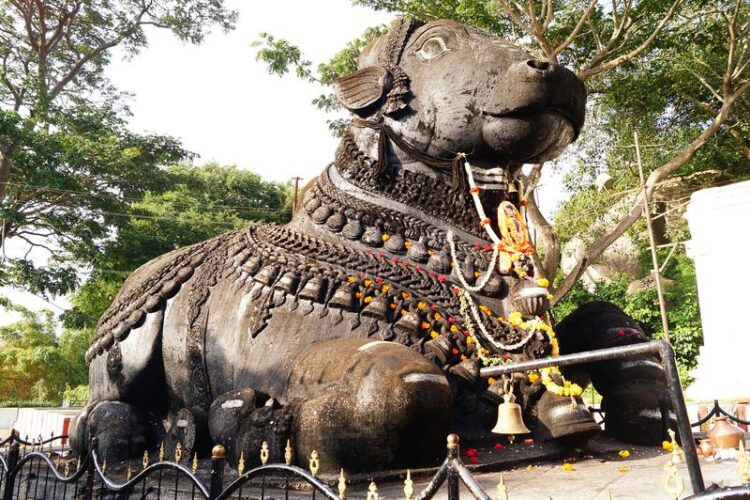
334,66 -> 392,116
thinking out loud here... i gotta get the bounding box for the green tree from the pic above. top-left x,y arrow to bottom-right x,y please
63,163 -> 292,328
0,0 -> 237,297
0,305 -> 81,402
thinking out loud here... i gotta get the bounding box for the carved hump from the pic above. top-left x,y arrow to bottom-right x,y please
85,230 -> 246,363
334,67 -> 391,112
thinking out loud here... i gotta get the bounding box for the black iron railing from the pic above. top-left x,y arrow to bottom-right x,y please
0,341 -> 748,499
479,340 -> 706,494
692,400 -> 750,429
0,431 -> 342,500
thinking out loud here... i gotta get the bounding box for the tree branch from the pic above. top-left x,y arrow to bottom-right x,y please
48,35 -> 125,100
552,79 -> 750,303
496,0 -> 535,36
526,193 -> 560,280
579,0 -> 683,81
551,0 -> 599,59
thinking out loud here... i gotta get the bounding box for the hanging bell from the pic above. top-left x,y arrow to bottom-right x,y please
491,392 -> 531,435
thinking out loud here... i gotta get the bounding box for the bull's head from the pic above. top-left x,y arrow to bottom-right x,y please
335,18 -> 586,186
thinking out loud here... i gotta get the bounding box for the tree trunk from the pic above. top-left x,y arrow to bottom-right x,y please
526,194 -> 560,280
0,147 -> 13,201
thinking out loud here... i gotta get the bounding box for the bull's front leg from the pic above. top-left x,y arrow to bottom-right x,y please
289,338 -> 453,472
555,301 -> 676,445
208,339 -> 453,472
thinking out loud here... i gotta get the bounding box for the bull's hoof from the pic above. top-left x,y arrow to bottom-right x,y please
529,391 -> 601,444
602,382 -> 676,445
209,389 -> 295,468
71,401 -> 152,462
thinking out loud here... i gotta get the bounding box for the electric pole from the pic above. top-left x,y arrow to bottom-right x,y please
291,176 -> 303,212
634,131 -> 671,344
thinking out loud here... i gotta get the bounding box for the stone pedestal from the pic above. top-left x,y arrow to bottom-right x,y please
684,180 -> 750,402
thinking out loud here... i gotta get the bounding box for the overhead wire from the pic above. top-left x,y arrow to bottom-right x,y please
0,180 -> 293,217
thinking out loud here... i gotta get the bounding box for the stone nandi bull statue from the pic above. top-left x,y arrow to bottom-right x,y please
72,18 -> 673,472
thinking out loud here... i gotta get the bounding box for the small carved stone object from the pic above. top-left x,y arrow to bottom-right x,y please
361,226 -> 384,247
342,219 -> 364,240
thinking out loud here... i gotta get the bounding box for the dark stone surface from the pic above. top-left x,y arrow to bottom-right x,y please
74,18 -> 669,472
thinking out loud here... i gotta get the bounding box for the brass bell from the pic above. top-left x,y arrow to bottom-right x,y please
492,392 -> 531,435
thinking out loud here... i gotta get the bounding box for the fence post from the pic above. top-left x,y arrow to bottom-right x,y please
209,445 -> 225,500
658,342 -> 705,494
82,438 -> 97,500
2,437 -> 20,500
446,434 -> 460,500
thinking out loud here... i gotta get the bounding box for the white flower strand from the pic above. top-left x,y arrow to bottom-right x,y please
460,287 -> 538,352
446,156 -> 502,293
461,156 -> 502,244
447,230 -> 498,293
451,156 -> 537,353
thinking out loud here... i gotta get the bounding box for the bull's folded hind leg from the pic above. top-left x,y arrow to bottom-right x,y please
206,339 -> 453,472
71,309 -> 168,460
555,301 -> 675,445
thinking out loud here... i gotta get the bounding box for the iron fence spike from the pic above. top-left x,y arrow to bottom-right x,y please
738,440 -> 750,483
497,473 -> 508,500
404,469 -> 414,500
285,439 -> 292,465
339,469 -> 347,499
662,455 -> 685,500
309,450 -> 320,476
367,481 -> 379,500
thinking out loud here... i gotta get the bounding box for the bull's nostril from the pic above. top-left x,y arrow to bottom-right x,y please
527,59 -> 551,72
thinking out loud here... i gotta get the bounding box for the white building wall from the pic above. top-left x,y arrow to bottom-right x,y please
684,179 -> 750,402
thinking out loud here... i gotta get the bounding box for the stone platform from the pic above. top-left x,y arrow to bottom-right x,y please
338,435 -> 749,499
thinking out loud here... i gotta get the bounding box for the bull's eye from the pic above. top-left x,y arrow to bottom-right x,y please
416,37 -> 449,61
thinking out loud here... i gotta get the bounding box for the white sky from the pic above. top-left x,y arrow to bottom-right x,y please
1,0 -> 570,325
107,0 -> 395,183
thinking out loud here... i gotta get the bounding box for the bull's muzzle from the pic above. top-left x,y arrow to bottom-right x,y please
483,59 -> 586,139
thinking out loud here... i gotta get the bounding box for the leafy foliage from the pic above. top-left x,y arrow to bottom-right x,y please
2,161 -> 292,406
62,384 -> 89,407
0,0 -> 237,298
0,105 -> 188,296
0,306 -> 87,403
62,163 -> 292,330
553,252 -> 703,385
253,25 -> 387,135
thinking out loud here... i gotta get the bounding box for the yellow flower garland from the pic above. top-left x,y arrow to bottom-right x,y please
460,292 -> 582,397
516,318 -> 582,397
539,366 -> 583,397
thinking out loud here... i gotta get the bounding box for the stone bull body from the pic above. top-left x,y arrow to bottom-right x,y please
72,18 -> 673,472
